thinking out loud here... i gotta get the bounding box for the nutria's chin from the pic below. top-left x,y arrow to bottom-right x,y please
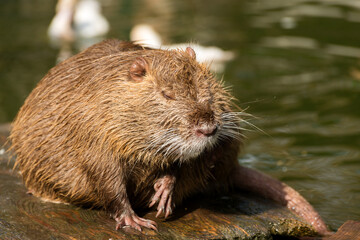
9,39 -> 329,235
153,129 -> 221,162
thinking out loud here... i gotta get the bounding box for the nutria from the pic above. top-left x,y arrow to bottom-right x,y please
9,39 -> 329,234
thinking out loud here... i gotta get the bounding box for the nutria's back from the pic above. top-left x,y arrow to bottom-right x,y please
10,39 -> 241,211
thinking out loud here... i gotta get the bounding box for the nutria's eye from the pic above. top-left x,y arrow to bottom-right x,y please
162,90 -> 175,100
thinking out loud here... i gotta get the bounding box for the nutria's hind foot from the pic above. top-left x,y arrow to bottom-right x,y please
149,175 -> 176,219
115,212 -> 157,232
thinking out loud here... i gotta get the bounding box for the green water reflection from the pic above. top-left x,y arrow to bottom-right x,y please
0,0 -> 359,230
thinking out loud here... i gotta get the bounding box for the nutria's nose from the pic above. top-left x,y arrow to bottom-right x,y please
195,124 -> 218,137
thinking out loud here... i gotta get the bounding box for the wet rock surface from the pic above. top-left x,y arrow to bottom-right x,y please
0,123 -> 316,239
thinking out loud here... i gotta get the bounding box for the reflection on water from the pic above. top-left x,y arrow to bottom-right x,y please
235,0 -> 360,230
0,0 -> 359,231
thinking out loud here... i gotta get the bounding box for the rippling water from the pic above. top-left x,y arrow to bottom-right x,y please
0,0 -> 359,231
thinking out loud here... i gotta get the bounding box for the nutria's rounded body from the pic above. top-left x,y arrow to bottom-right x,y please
10,39 -> 329,234
10,39 -> 241,229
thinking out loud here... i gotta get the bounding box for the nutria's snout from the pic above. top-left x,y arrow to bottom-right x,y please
194,124 -> 218,137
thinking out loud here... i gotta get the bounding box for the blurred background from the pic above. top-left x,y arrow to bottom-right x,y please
0,0 -> 359,232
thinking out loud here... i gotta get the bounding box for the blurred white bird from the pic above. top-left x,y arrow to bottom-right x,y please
48,0 -> 77,43
48,0 -> 109,47
73,0 -> 109,39
130,24 -> 235,72
48,0 -> 109,62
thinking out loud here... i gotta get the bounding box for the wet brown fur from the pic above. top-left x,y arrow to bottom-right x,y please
10,40 -> 241,217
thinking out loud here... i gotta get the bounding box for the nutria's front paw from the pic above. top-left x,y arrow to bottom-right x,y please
149,175 -> 176,219
115,212 -> 157,231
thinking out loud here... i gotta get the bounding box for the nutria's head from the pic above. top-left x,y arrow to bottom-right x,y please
112,47 -> 242,163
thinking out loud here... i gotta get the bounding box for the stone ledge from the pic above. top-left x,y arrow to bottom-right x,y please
0,123 -> 316,239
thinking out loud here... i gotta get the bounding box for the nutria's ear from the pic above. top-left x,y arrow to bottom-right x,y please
186,47 -> 196,60
129,57 -> 148,82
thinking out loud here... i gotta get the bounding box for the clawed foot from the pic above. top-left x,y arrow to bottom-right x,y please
149,175 -> 176,219
115,211 -> 157,232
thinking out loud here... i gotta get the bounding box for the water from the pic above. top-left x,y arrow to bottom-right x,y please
0,0 -> 359,231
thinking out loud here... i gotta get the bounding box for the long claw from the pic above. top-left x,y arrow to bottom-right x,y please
115,212 -> 157,232
150,175 -> 176,219
156,206 -> 164,218
133,216 -> 158,231
164,196 -> 173,219
149,184 -> 166,207
149,200 -> 156,208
